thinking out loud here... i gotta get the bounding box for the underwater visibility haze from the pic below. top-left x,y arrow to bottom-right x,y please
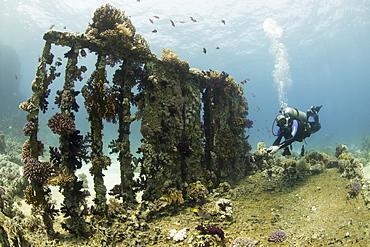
1,0 -> 370,150
1,0 -> 370,246
0,0 -> 369,145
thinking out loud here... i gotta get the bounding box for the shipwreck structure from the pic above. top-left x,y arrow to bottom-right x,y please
20,4 -> 252,235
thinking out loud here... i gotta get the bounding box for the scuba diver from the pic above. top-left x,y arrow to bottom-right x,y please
268,105 -> 322,156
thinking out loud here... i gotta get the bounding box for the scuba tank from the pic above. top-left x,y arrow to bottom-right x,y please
272,107 -> 308,136
281,107 -> 307,122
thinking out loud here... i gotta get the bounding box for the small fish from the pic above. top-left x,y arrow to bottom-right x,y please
14,75 -> 18,80
153,15 -> 160,19
152,29 -> 157,33
240,78 -> 250,85
49,24 -> 55,29
193,208 -> 211,220
215,46 -> 220,49
179,21 -> 185,24
221,20 -> 226,25
57,57 -> 62,61
190,17 -> 197,22
81,75 -> 86,79
149,18 -> 154,24
170,20 -> 175,27
55,61 -> 62,66
202,47 -> 207,54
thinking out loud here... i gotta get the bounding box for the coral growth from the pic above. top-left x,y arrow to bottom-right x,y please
337,152 -> 363,179
169,228 -> 188,242
23,157 -> 52,184
0,154 -> 27,197
22,121 -> 37,136
304,151 -> 329,167
86,4 -> 152,63
200,69 -> 252,186
230,237 -> 257,247
335,144 -> 348,158
160,188 -> 184,206
268,229 -> 288,242
21,140 -> 44,160
48,131 -> 91,171
160,48 -> 189,71
67,130 -> 91,169
90,155 -> 111,174
47,113 -> 76,135
108,184 -> 123,199
196,224 -> 225,240
184,181 -> 209,201
49,146 -> 62,167
19,3 -> 257,240
0,187 -> 15,217
196,198 -> 233,220
86,4 -> 134,36
348,182 -> 362,197
48,168 -> 75,187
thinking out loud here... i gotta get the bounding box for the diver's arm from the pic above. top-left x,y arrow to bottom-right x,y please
273,134 -> 283,146
277,120 -> 299,148
272,127 -> 283,146
269,128 -> 284,153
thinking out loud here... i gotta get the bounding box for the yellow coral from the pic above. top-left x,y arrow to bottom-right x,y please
48,169 -> 75,187
21,140 -> 31,160
86,4 -> 129,34
186,181 -> 208,200
161,48 -> 180,62
21,140 -> 44,160
19,102 -> 31,112
116,24 -> 133,36
257,142 -> 267,150
24,186 -> 44,205
338,153 -> 354,160
160,189 -> 184,206
90,156 -> 111,174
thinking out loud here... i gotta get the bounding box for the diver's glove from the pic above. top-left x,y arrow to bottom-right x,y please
267,145 -> 280,154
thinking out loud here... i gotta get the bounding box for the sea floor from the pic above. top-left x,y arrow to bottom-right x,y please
21,165 -> 370,246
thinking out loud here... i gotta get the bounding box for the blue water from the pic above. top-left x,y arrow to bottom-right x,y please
1,0 -> 370,153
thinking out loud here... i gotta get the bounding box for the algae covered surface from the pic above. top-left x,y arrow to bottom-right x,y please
231,167 -> 370,246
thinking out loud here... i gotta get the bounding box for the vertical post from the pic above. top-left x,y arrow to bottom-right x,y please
58,46 -> 89,236
83,54 -> 110,217
114,60 -> 136,205
20,41 -> 55,236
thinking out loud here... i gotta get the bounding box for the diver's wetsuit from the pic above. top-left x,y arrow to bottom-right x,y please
273,113 -> 321,149
273,119 -> 306,148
